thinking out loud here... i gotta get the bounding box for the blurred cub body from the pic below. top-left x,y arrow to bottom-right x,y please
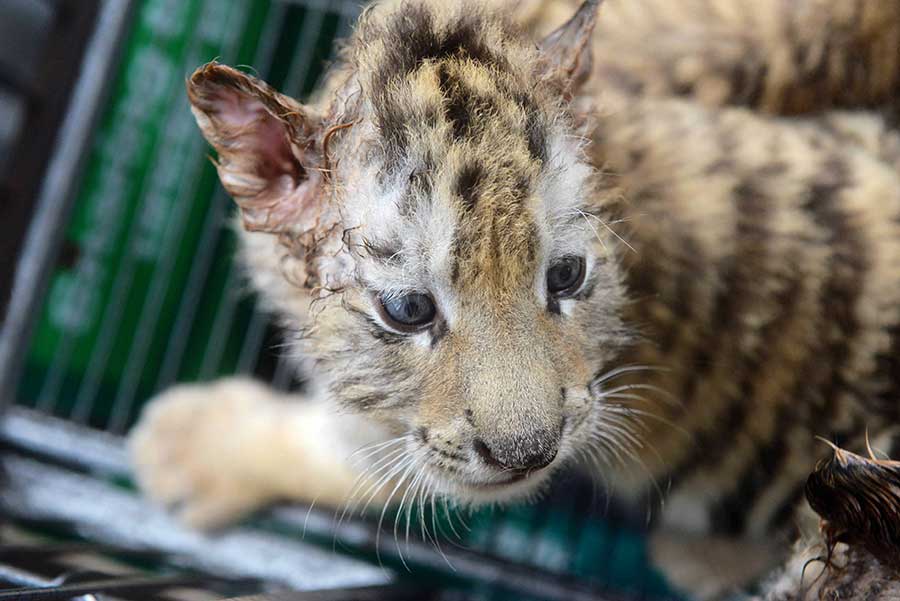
131,0 -> 900,597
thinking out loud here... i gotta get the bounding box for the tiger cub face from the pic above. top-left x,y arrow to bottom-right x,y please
187,0 -> 630,503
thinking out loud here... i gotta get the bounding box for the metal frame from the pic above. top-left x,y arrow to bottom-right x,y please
0,0 -> 136,407
2,454 -> 391,592
15,0 -> 361,432
1,407 -> 625,601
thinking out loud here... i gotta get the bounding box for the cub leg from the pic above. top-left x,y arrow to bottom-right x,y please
129,377 -> 391,528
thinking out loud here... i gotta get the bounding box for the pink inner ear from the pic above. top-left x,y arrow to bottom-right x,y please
197,79 -> 325,234
212,86 -> 303,185
215,86 -> 264,128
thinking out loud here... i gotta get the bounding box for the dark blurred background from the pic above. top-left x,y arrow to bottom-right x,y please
1,0 -> 100,317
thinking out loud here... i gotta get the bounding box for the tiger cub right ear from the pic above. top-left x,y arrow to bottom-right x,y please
538,0 -> 603,95
186,62 -> 326,235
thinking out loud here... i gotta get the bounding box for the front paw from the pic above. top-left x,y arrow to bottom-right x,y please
129,379 -> 274,529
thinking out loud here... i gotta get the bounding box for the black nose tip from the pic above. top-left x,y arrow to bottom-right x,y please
473,438 -> 558,472
473,438 -> 503,468
519,447 -> 558,470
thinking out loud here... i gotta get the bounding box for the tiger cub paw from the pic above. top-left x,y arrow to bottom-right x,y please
129,379 -> 277,529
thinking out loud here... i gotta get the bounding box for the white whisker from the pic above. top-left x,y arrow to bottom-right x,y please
338,445 -> 409,525
598,382 -> 681,407
592,364 -> 670,386
574,209 -> 609,254
377,458 -> 416,571
576,208 -> 636,253
349,435 -> 408,463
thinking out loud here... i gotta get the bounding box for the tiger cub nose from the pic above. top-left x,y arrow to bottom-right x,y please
473,437 -> 559,472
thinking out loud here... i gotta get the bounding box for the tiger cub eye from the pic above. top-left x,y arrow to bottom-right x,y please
378,293 -> 437,331
547,256 -> 586,298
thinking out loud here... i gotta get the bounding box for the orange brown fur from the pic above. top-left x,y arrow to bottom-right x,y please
579,1 -> 900,541
131,1 -> 900,597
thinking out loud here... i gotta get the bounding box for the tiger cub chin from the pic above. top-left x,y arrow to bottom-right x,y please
130,0 -> 900,598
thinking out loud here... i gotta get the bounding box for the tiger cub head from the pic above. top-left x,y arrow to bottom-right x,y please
187,0 -> 630,504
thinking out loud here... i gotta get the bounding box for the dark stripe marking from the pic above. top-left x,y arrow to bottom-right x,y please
437,63 -> 498,141
663,177 -> 772,501
721,153 -> 870,534
455,162 -> 484,210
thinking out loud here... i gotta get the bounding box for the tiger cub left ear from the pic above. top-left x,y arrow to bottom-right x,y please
186,62 -> 326,235
538,0 -> 602,93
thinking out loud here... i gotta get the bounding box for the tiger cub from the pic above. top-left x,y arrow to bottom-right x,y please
130,0 -> 900,597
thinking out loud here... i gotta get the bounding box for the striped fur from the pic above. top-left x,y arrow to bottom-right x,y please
576,2 -> 900,543
173,0 -> 900,596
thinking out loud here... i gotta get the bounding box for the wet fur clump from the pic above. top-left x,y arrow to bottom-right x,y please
760,546 -> 900,601
805,443 -> 900,573
756,443 -> 900,601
